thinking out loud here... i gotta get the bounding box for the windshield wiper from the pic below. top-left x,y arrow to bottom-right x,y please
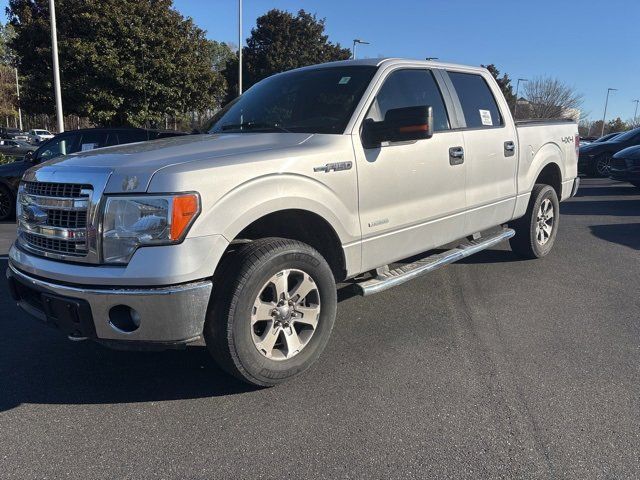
219,121 -> 291,133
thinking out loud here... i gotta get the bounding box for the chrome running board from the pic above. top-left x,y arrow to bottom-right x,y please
355,228 -> 515,296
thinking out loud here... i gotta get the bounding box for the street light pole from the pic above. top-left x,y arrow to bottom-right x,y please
633,99 -> 639,126
14,68 -> 22,132
601,88 -> 617,137
49,0 -> 64,133
351,39 -> 370,60
238,0 -> 242,96
514,78 -> 528,119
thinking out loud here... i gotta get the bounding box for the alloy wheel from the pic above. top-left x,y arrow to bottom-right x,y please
251,268 -> 321,361
596,155 -> 611,177
0,189 -> 11,219
535,198 -> 554,245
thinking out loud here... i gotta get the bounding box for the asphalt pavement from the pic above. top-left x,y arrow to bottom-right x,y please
0,178 -> 638,479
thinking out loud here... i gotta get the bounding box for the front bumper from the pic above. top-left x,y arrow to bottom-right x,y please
609,168 -> 640,183
6,262 -> 212,349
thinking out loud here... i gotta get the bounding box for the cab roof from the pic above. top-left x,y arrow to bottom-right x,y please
294,57 -> 488,74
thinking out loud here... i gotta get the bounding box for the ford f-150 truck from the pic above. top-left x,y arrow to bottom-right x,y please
6,58 -> 579,386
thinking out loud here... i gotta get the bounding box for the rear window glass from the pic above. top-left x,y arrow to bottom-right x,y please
448,71 -> 503,129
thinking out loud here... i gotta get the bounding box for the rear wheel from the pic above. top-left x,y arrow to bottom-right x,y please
0,185 -> 14,221
204,238 -> 337,386
509,184 -> 560,259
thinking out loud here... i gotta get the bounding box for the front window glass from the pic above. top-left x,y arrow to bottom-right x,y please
365,69 -> 450,132
208,66 -> 377,135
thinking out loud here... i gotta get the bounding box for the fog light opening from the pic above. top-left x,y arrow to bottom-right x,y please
108,305 -> 141,333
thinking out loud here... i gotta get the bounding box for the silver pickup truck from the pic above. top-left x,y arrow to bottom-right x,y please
6,58 -> 579,386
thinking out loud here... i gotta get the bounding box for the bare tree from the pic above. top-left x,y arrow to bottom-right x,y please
522,77 -> 584,120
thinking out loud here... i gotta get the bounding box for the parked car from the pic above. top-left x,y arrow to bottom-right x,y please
609,145 -> 640,188
27,129 -> 54,144
6,58 -> 579,386
592,132 -> 622,143
578,127 -> 640,177
0,127 -> 186,221
0,139 -> 37,158
0,127 -> 29,141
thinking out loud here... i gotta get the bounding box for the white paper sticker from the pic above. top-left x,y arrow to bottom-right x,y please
479,109 -> 493,126
81,143 -> 98,151
338,76 -> 351,85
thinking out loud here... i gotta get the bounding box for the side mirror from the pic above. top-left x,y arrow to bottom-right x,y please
24,151 -> 34,163
362,105 -> 434,148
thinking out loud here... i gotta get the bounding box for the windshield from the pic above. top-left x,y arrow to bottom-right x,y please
594,133 -> 619,143
611,128 -> 640,142
208,66 -> 377,135
35,130 -> 51,135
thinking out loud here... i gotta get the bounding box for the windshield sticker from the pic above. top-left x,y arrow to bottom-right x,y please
479,109 -> 493,126
338,76 -> 351,85
81,143 -> 98,151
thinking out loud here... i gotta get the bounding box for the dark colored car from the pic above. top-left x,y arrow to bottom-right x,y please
592,132 -> 622,143
609,145 -> 640,188
0,127 -> 29,141
0,127 -> 186,221
578,127 -> 640,177
0,139 -> 37,157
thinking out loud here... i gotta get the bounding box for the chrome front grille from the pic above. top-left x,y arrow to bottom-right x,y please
24,181 -> 91,198
23,233 -> 86,255
47,209 -> 88,229
18,181 -> 93,259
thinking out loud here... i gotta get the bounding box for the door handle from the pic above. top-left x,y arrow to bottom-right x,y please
449,146 -> 464,165
504,141 -> 516,157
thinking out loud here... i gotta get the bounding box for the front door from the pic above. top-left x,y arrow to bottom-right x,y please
352,68 -> 467,272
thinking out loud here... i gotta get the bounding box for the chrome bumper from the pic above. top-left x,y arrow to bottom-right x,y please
7,262 -> 212,347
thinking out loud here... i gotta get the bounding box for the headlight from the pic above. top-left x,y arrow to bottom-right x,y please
102,193 -> 200,264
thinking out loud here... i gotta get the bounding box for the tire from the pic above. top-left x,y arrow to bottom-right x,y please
204,238 -> 337,386
509,184 -> 560,259
0,184 -> 15,221
589,154 -> 612,178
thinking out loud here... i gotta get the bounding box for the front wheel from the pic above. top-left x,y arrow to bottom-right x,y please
0,185 -> 14,221
509,184 -> 560,259
204,238 -> 337,386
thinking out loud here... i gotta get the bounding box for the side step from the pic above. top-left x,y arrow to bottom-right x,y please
355,228 -> 515,296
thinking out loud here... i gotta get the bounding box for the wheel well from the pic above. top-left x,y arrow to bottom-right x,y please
228,209 -> 347,281
535,163 -> 562,198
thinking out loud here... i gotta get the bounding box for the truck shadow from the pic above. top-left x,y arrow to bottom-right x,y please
589,223 -> 640,251
0,261 -> 258,412
561,199 -> 640,216
575,185 -> 639,197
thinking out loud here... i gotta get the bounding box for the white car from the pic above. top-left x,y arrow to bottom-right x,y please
27,129 -> 54,144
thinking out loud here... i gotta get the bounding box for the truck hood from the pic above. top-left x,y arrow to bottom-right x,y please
28,133 -> 313,193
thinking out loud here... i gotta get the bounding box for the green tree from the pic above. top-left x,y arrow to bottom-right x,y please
223,9 -> 351,101
7,0 -> 226,127
606,117 -> 627,133
482,64 -> 516,112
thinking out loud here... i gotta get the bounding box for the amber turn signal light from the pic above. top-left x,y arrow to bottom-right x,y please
170,194 -> 199,241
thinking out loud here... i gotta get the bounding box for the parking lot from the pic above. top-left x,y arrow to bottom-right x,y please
0,178 -> 638,479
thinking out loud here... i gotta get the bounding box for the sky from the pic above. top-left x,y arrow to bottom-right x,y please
3,0 -> 640,123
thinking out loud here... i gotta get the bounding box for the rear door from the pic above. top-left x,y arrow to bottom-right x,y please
444,70 -> 518,234
352,67 -> 467,271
